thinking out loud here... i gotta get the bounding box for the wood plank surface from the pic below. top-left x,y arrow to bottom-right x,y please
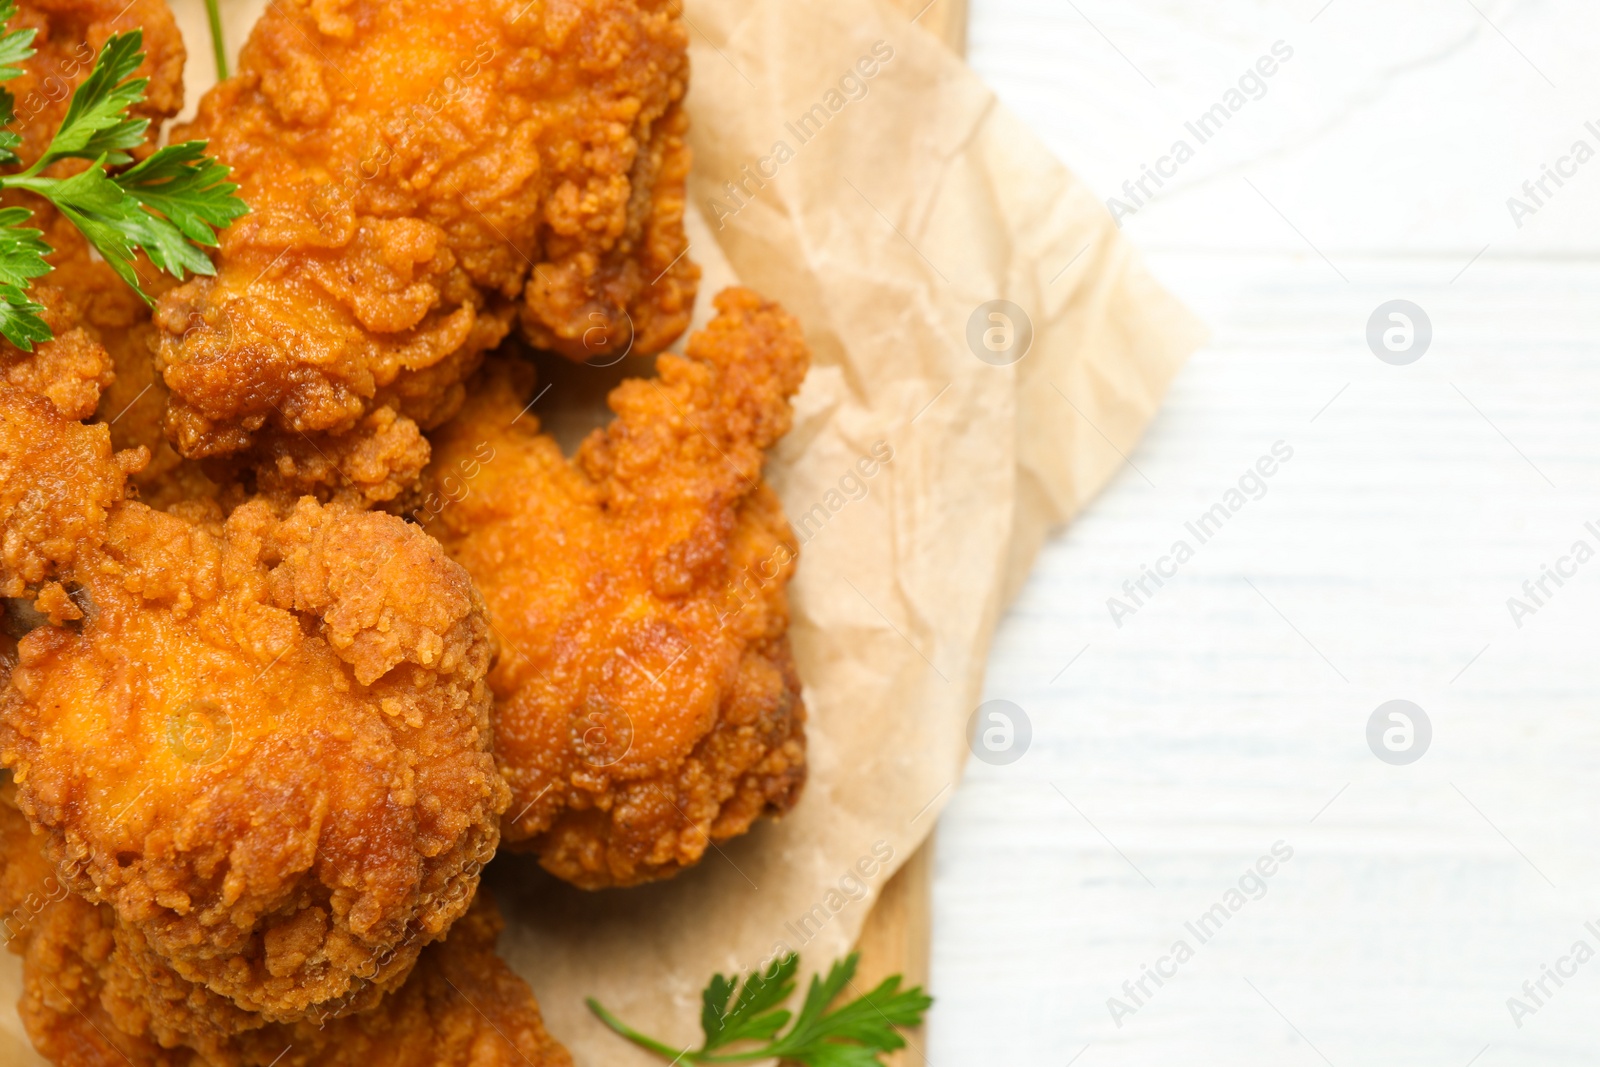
852,842 -> 935,1067
931,4 -> 1600,1065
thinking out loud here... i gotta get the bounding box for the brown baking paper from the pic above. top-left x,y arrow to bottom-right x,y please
0,0 -> 1203,1062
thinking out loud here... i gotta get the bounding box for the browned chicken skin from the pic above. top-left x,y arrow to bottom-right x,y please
154,0 -> 697,462
0,369 -> 508,1022
0,792 -> 571,1067
0,0 -> 224,508
422,288 -> 809,888
0,285 -> 113,423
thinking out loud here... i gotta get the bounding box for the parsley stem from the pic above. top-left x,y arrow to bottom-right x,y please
204,0 -> 228,80
584,1001 -> 803,1067
585,998 -> 700,1061
690,1053 -> 786,1064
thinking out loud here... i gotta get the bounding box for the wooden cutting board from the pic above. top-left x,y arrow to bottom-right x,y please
848,7 -> 965,1066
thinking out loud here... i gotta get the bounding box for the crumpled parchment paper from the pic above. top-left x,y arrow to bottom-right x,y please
0,0 -> 1203,1063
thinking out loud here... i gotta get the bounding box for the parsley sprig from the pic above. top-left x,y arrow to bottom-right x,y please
0,0 -> 246,349
589,952 -> 932,1066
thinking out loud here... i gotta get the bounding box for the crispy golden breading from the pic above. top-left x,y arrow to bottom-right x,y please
90,306 -> 437,511
1,0 -> 443,510
245,407 -> 433,509
0,796 -> 572,1067
0,285 -> 113,421
0,0 -> 201,503
0,381 -> 139,601
37,225 -> 201,506
518,56 -> 697,362
422,288 -> 808,888
0,283 -> 124,609
0,385 -> 508,1022
154,0 -> 697,463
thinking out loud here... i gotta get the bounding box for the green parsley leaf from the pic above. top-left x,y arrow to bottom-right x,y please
14,162 -> 145,295
0,98 -> 21,166
0,280 -> 50,349
0,3 -> 33,166
703,953 -> 798,1051
115,140 -> 248,246
0,205 -> 51,349
36,30 -> 148,168
0,10 -> 247,338
0,206 -> 51,288
589,952 -> 932,1066
0,1 -> 35,82
11,161 -> 219,300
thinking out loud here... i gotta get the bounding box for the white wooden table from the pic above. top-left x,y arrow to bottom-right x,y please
932,2 -> 1600,1064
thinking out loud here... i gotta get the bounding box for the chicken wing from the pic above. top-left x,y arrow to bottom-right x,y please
0,381 -> 508,1022
154,0 -> 697,463
421,288 -> 808,888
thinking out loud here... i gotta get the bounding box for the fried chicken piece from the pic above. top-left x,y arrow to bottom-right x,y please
87,289 -> 435,511
9,0 -> 428,513
0,794 -> 572,1067
422,288 -> 808,888
0,383 -> 508,1021
0,0 -> 186,542
0,285 -> 113,421
0,0 -> 207,504
154,0 -> 697,464
3,0 -> 185,167
0,382 -> 139,601
39,178 -> 424,510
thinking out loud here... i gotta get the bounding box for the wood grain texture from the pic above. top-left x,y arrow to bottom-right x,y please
933,3 -> 1600,1065
844,4 -> 965,1065
853,843 -> 935,1067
